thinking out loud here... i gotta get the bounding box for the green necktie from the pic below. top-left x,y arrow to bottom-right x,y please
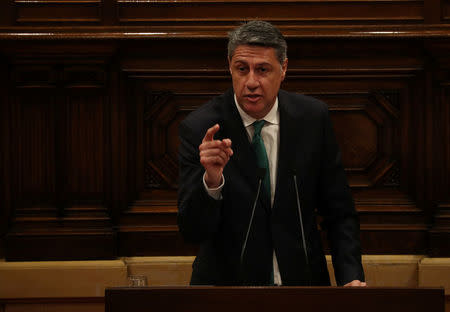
251,120 -> 271,199
251,120 -> 274,285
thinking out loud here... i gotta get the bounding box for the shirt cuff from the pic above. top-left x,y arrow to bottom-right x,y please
203,172 -> 224,200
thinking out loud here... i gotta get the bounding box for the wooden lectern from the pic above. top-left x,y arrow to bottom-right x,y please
105,286 -> 444,312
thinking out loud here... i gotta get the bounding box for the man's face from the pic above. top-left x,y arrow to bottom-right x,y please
229,45 -> 288,120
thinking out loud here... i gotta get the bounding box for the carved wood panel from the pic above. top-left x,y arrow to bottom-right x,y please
14,0 -> 102,24
4,57 -> 116,260
12,93 -> 57,208
443,0 -> 450,21
0,0 -> 448,31
112,38 -> 432,256
0,58 -> 10,258
0,34 -> 448,259
310,91 -> 400,188
117,0 -> 425,24
427,41 -> 450,256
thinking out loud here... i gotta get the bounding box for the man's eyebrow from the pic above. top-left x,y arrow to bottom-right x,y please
232,60 -> 272,67
232,60 -> 248,65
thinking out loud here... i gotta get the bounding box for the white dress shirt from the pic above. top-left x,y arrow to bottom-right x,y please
203,95 -> 282,285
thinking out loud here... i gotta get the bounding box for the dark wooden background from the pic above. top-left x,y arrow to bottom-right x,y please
0,0 -> 449,261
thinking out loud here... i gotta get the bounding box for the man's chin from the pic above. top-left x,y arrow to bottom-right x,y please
243,106 -> 266,119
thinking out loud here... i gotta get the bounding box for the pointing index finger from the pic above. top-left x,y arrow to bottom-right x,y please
202,124 -> 220,143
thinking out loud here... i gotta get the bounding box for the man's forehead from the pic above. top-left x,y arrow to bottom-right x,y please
230,45 -> 278,62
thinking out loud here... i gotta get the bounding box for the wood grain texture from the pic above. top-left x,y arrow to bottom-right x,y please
426,41 -> 450,256
0,9 -> 448,258
15,1 -> 101,24
105,287 -> 445,312
0,57 -> 10,259
2,0 -> 449,27
3,53 -> 117,260
4,25 -> 450,40
443,0 -> 450,20
117,1 -> 424,24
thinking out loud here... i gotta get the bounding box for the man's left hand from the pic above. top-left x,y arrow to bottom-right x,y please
344,280 -> 367,287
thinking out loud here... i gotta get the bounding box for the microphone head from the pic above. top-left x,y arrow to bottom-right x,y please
256,168 -> 267,180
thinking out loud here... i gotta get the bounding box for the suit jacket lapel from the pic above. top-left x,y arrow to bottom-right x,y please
221,90 -> 271,213
273,91 -> 306,208
221,90 -> 258,189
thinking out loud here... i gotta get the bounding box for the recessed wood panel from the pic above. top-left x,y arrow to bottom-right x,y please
143,92 -> 219,190
63,66 -> 106,88
66,95 -> 106,197
12,94 -> 57,207
13,65 -> 56,87
443,0 -> 450,20
118,0 -> 424,24
4,58 -> 115,260
15,0 -> 101,23
1,35 -> 448,259
331,110 -> 378,170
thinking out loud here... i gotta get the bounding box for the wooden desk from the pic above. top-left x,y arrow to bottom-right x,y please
105,286 -> 444,312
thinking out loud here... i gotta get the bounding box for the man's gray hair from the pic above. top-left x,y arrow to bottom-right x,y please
228,20 -> 287,64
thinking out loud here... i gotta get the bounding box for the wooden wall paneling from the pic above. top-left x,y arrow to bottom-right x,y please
426,41 -> 450,256
102,0 -> 117,26
443,0 -> 450,21
109,54 -> 123,225
117,0 -> 425,25
63,66 -> 108,201
0,0 -> 447,28
402,70 -> 424,205
117,40 -> 228,256
0,0 -> 14,26
424,0 -> 442,23
3,46 -> 117,260
0,56 -> 11,258
10,64 -> 58,210
113,38 -> 432,256
14,0 -> 102,25
0,35 -> 447,258
432,58 -> 450,204
285,38 -> 427,253
430,203 -> 450,256
118,80 -> 228,255
424,51 -> 437,213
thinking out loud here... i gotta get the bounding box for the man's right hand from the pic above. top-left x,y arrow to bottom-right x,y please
199,124 -> 233,188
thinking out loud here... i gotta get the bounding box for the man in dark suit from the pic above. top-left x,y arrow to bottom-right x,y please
177,21 -> 365,286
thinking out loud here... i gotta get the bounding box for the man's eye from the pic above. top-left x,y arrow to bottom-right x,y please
238,67 -> 247,72
258,67 -> 267,73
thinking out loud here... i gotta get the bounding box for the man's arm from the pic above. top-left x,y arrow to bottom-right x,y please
317,106 -> 365,286
177,123 -> 233,243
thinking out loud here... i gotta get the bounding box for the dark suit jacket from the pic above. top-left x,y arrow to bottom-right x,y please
177,88 -> 364,286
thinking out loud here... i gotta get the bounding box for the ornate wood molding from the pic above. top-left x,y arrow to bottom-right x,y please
2,25 -> 450,40
0,34 -> 448,258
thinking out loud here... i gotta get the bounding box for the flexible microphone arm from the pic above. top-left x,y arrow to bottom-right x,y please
293,171 -> 311,285
239,168 -> 266,283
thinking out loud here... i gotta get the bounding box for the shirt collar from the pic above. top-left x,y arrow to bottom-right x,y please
233,94 -> 280,128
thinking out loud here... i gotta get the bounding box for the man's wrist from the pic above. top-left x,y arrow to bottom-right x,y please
203,173 -> 224,200
204,172 -> 223,188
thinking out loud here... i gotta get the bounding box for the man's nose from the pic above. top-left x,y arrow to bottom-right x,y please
246,71 -> 259,90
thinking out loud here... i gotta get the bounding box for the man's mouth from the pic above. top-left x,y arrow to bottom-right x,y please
244,94 -> 262,102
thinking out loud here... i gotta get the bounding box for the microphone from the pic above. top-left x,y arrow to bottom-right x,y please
239,168 -> 266,284
292,170 -> 311,285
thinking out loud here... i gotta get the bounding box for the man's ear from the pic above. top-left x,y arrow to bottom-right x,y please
228,57 -> 232,75
281,58 -> 288,81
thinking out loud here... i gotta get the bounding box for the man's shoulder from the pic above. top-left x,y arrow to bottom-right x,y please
278,89 -> 328,117
180,89 -> 233,137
